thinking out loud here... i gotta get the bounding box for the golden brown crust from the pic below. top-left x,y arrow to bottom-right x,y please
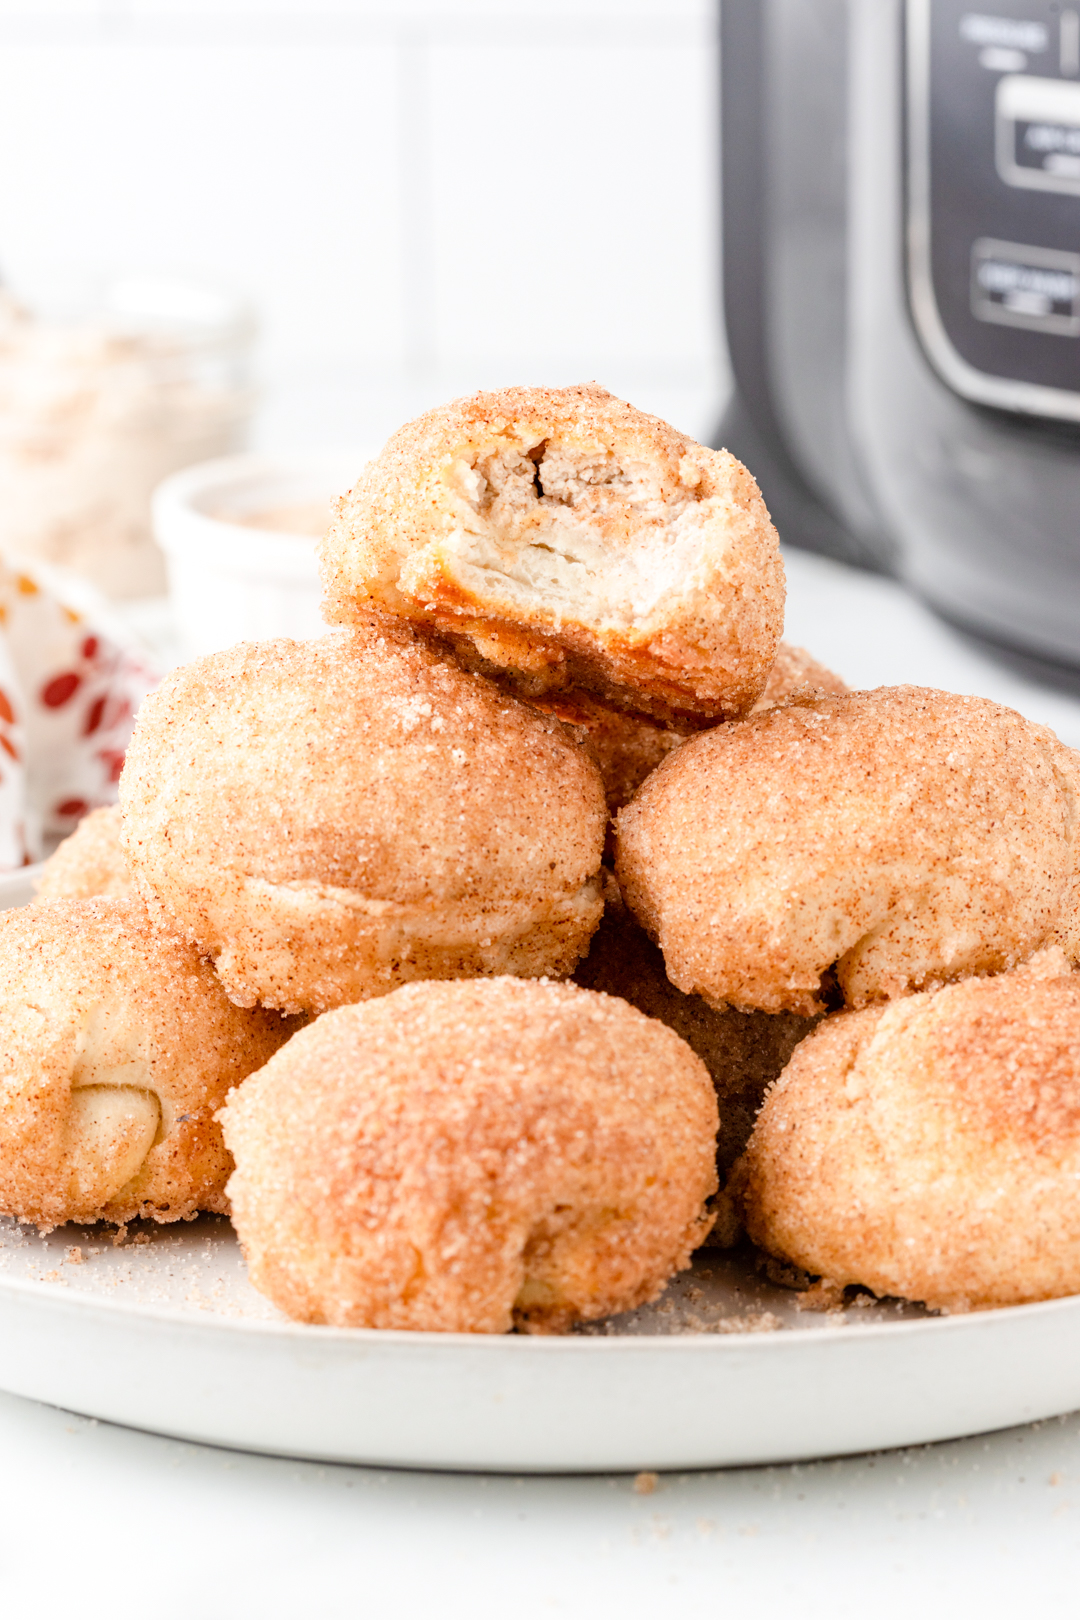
318,384 -> 785,726
572,875 -> 817,1172
220,976 -> 719,1334
36,806 -> 133,902
0,896 -> 291,1228
120,622 -> 607,1015
734,950 -> 1080,1310
616,685 -> 1080,1015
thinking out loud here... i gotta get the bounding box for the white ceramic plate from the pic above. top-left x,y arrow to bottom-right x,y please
2,865 -> 1079,1473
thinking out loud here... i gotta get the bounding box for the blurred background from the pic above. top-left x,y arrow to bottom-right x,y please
0,0 -> 723,452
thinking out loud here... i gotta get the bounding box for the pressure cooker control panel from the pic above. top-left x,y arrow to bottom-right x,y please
907,0 -> 1080,419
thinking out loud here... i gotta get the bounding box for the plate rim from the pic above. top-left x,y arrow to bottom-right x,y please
4,1259 -> 1079,1353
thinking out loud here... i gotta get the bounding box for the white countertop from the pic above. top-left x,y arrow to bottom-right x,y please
8,553 -> 1080,1619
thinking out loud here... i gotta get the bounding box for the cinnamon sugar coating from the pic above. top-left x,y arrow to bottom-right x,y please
318,383 -> 785,727
734,950 -> 1080,1311
616,686 -> 1080,1016
36,805 -> 132,901
0,897 -> 291,1228
120,622 -> 606,1015
573,876 -> 816,1173
220,977 -> 719,1334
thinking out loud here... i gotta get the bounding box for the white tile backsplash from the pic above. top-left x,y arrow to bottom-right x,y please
119,2 -> 711,27
428,36 -> 717,374
0,0 -> 724,447
0,2 -> 103,15
0,39 -> 404,370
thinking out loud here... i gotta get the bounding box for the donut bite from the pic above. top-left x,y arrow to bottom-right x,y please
220,977 -> 719,1333
120,621 -> 606,1015
524,640 -> 849,818
528,690 -> 686,820
0,897 -> 290,1228
735,949 -> 1080,1311
573,876 -> 816,1174
617,686 -> 1080,1016
36,805 -> 132,902
319,383 -> 785,727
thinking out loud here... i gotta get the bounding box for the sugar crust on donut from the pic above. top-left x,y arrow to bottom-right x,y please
220,976 -> 719,1334
318,384 -> 785,726
734,949 -> 1080,1311
0,896 -> 291,1228
120,622 -> 607,1015
616,685 -> 1080,1015
527,690 -> 686,819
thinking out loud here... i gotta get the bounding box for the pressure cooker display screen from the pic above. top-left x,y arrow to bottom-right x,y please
907,0 -> 1080,416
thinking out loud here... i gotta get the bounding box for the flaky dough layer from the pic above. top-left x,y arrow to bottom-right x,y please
616,685 -> 1080,1015
0,897 -> 290,1228
220,977 -> 719,1334
319,384 -> 785,726
120,623 -> 607,1015
735,950 -> 1080,1311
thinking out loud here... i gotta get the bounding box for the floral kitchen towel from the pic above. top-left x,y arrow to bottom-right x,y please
0,556 -> 158,867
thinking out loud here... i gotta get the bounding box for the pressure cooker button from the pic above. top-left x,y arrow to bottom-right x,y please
996,72 -> 1080,192
970,238 -> 1080,335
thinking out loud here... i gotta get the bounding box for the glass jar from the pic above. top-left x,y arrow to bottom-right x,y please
0,274 -> 255,598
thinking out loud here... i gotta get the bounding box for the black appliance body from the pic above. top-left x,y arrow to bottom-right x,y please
719,0 -> 1080,675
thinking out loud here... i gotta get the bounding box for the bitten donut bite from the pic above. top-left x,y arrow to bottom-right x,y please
220,977 -> 719,1334
319,383 -> 785,726
735,950 -> 1080,1311
616,686 -> 1080,1016
36,805 -> 132,901
120,623 -> 606,1016
0,897 -> 290,1228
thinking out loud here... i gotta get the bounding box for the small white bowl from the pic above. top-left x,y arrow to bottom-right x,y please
152,451 -> 371,660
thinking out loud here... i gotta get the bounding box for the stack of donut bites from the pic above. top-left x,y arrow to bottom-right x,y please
13,382 -> 1080,1332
